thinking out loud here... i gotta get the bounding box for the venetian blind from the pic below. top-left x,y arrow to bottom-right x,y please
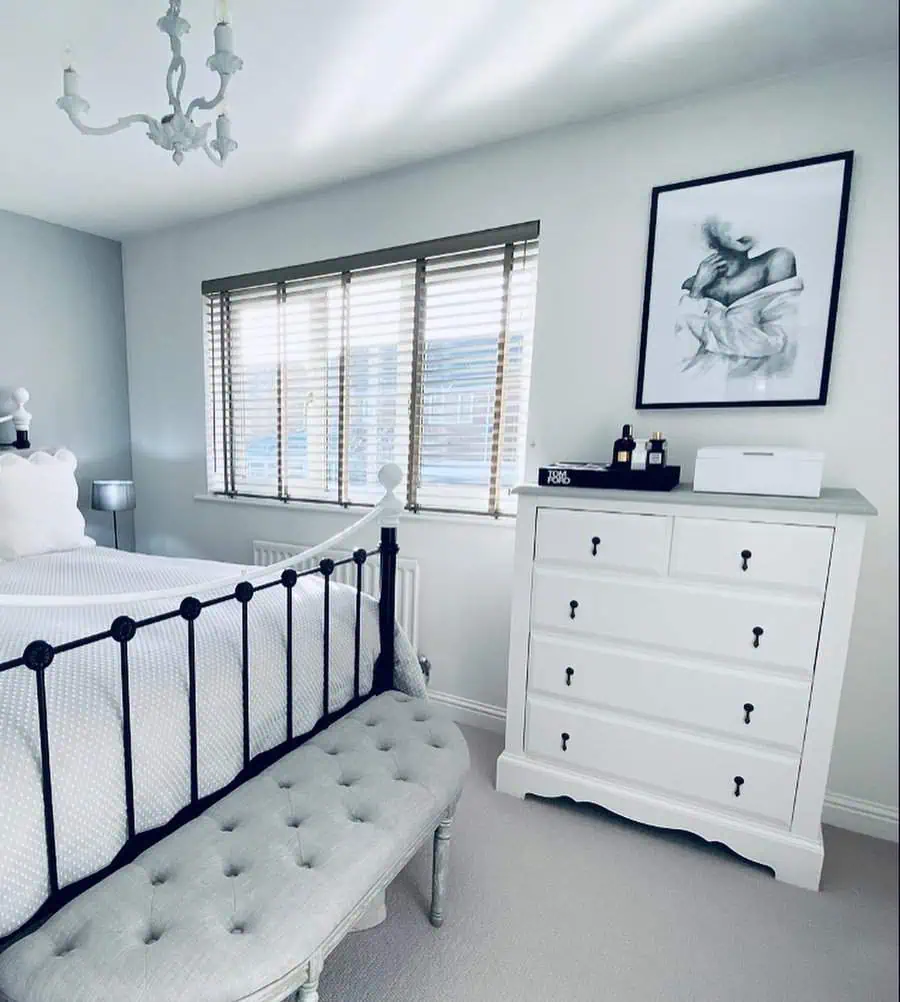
204,222 -> 539,516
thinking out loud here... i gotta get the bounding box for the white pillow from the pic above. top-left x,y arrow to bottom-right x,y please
0,450 -> 94,560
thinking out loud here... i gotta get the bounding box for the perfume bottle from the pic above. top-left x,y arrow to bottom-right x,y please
612,424 -> 635,468
647,432 -> 667,468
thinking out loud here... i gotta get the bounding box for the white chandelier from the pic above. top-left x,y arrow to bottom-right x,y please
56,0 -> 243,167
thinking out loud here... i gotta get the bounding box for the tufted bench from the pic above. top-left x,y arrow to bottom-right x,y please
0,692 -> 469,1002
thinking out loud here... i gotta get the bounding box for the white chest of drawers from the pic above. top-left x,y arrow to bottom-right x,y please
496,483 -> 876,889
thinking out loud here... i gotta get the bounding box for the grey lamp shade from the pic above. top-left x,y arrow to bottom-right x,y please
91,480 -> 136,513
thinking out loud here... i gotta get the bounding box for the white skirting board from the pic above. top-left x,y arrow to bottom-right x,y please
822,794 -> 899,842
428,691 -> 506,735
434,697 -> 899,842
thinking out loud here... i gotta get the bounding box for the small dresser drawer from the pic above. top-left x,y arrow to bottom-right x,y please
526,697 -> 801,826
528,635 -> 812,751
670,518 -> 833,593
536,508 -> 671,576
531,568 -> 823,673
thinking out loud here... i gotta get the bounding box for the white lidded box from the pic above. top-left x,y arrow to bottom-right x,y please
693,447 -> 824,498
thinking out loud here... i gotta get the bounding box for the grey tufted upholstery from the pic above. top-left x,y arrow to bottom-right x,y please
0,692 -> 469,1002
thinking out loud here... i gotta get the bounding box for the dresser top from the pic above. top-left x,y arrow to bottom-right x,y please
514,483 -> 877,516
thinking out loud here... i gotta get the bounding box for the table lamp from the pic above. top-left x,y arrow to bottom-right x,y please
91,480 -> 136,550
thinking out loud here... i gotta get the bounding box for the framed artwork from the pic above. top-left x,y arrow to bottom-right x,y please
635,151 -> 853,409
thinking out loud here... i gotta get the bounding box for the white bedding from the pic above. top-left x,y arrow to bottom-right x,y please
0,546 -> 425,939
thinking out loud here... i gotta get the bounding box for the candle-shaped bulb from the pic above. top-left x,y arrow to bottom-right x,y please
216,108 -> 231,143
214,0 -> 231,24
61,45 -> 76,71
61,47 -> 80,98
214,19 -> 234,55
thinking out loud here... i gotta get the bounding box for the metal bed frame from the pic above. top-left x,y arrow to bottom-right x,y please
0,461 -> 405,948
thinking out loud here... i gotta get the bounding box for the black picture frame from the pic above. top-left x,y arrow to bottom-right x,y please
635,151 -> 853,410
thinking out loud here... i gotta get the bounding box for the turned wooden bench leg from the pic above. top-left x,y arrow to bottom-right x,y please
430,808 -> 455,928
296,953 -> 323,1001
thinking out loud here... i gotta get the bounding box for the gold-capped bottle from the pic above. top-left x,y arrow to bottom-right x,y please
612,424 -> 636,468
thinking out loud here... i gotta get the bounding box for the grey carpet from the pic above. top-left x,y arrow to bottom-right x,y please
320,726 -> 898,1002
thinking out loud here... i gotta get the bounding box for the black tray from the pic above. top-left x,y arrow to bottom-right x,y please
538,463 -> 681,492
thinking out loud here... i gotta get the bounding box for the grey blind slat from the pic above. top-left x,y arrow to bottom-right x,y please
204,226 -> 540,516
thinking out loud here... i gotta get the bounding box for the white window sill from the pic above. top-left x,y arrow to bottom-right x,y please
193,493 -> 517,529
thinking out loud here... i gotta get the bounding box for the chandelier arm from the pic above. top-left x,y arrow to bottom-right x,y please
164,24 -> 187,114
185,75 -> 229,119
203,142 -> 225,167
166,55 -> 188,114
65,112 -> 159,137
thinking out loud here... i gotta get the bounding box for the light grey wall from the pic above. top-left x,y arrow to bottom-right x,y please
122,55 -> 898,818
0,210 -> 133,548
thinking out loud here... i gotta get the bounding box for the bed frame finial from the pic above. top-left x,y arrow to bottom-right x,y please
10,387 -> 31,449
377,463 -> 404,528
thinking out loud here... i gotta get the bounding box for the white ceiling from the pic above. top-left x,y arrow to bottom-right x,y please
1,0 -> 897,239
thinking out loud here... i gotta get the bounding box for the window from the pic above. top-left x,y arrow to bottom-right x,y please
204,222 -> 539,516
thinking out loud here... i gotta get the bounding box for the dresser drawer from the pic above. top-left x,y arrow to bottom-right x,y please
531,568 -> 823,673
670,518 -> 833,593
528,635 -> 811,751
526,697 -> 801,826
535,508 -> 671,575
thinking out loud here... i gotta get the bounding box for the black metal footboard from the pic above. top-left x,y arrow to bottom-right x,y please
0,520 -> 400,948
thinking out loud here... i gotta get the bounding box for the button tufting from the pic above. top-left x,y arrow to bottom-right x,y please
1,690 -> 471,996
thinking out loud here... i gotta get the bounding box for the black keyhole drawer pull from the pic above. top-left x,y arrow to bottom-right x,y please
752,626 -> 764,648
565,667 -> 574,686
740,549 -> 752,571
561,732 -> 570,752
743,702 -> 755,725
733,775 -> 745,797
591,536 -> 601,556
569,600 -> 579,619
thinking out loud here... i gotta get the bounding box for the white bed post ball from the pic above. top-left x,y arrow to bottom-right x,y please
11,388 -> 31,431
377,463 -> 404,528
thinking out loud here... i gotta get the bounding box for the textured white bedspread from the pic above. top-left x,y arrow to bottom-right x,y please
0,547 -> 425,938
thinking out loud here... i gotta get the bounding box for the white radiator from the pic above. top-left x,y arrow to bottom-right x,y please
252,540 -> 420,649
